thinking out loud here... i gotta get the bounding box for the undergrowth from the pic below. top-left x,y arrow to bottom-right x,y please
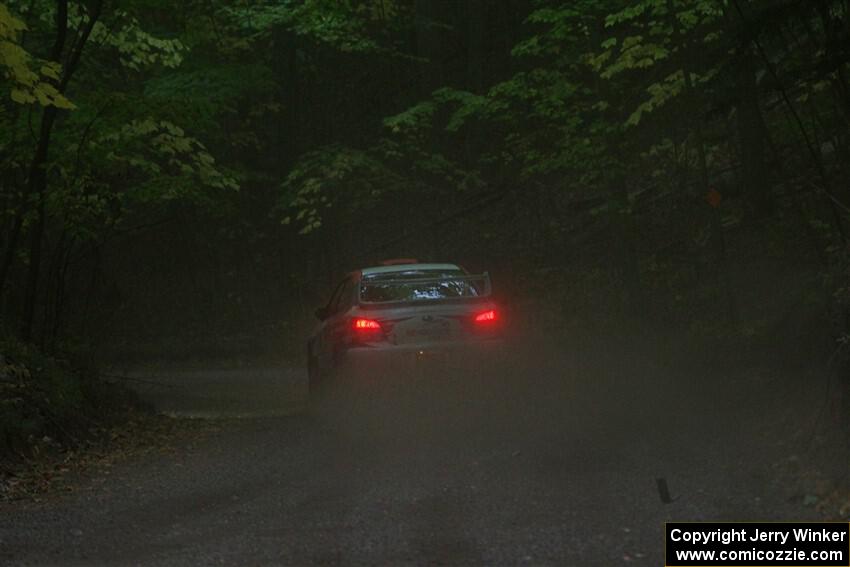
0,336 -> 144,462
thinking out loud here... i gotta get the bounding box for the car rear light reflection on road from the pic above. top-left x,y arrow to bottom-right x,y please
474,309 -> 498,323
353,318 -> 382,331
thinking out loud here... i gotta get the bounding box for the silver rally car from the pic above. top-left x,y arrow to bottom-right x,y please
307,260 -> 503,395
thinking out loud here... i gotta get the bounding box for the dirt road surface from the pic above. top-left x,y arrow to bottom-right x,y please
0,338 -> 823,565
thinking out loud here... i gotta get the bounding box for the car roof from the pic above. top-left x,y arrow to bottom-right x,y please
360,263 -> 461,276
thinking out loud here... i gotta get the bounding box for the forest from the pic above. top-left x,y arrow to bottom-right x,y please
1,0 -> 850,511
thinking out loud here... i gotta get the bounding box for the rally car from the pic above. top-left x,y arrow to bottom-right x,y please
306,260 -> 503,396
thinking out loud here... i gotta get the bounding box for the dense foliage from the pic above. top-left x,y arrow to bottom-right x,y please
0,0 -> 848,357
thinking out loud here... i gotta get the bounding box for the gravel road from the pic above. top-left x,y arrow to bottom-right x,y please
0,339 -> 822,565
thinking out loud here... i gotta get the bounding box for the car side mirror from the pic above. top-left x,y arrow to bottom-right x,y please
315,306 -> 329,320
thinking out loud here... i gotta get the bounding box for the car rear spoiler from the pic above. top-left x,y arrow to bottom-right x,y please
358,272 -> 493,304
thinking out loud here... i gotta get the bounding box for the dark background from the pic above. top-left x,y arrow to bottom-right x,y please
4,3 -> 850,562
1,0 -> 849,441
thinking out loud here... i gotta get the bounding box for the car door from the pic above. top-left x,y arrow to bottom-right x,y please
317,276 -> 355,369
314,279 -> 346,369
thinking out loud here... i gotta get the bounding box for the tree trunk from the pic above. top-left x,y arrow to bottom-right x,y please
20,0 -> 103,340
736,49 -> 774,218
20,0 -> 68,340
466,0 -> 485,93
415,0 -> 443,93
0,216 -> 22,295
608,176 -> 645,319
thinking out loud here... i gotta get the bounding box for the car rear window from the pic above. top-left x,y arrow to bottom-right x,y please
359,270 -> 481,303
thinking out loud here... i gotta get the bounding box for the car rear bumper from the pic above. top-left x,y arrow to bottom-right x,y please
337,338 -> 506,378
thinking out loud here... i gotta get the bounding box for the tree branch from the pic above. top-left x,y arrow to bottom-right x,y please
60,0 -> 104,92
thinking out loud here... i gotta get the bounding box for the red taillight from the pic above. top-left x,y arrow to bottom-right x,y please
474,309 -> 497,323
353,318 -> 382,331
